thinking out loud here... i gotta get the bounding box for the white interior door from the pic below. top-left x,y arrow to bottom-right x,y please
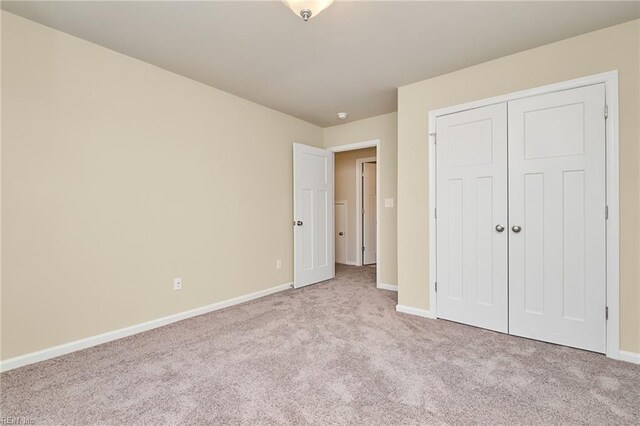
363,162 -> 377,265
508,84 -> 606,353
293,143 -> 334,288
335,202 -> 347,265
436,103 -> 508,333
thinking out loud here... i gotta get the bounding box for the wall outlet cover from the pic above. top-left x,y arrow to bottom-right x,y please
173,277 -> 182,291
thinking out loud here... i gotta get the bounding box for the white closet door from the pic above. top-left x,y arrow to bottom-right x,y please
436,103 -> 508,333
508,84 -> 606,353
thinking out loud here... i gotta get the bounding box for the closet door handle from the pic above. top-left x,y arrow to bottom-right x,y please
495,224 -> 504,233
512,225 -> 522,233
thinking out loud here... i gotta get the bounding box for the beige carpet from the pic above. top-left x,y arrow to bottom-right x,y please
1,264 -> 639,425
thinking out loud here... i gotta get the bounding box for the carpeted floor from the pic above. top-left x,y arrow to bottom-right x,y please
1,264 -> 639,425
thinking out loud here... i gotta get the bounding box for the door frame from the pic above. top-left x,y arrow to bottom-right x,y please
356,157 -> 377,266
427,71 -> 620,360
328,140 -> 381,288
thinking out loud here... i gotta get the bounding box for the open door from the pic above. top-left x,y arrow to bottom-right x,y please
362,162 -> 377,265
293,143 -> 335,288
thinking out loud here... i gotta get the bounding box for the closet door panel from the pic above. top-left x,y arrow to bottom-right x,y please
436,103 -> 508,333
508,84 -> 606,353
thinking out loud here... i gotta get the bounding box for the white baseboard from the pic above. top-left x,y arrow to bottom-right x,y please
396,304 -> 437,319
377,283 -> 398,292
619,350 -> 640,364
0,282 -> 293,373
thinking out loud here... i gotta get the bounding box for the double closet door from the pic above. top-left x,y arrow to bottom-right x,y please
436,84 -> 606,353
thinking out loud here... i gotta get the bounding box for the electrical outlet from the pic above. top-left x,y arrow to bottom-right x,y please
173,277 -> 182,291
276,259 -> 282,270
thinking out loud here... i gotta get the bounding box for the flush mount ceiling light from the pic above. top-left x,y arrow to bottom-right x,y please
337,112 -> 348,120
283,0 -> 335,21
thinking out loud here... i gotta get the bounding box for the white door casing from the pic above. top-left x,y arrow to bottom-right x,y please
293,143 -> 335,288
435,103 -> 509,333
335,201 -> 347,265
508,84 -> 606,353
363,162 -> 377,265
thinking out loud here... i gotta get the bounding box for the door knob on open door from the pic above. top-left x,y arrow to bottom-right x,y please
495,224 -> 505,232
512,225 -> 522,233
339,232 -> 344,236
296,221 -> 303,226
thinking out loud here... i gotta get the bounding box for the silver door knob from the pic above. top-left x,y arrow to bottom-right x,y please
339,232 -> 344,236
495,224 -> 504,232
297,221 -> 303,226
512,225 -> 522,233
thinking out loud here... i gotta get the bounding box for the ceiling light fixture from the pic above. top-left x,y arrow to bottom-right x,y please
283,0 -> 335,21
337,112 -> 348,120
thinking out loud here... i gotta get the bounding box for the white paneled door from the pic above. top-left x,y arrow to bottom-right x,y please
335,202 -> 347,265
363,162 -> 377,265
508,84 -> 606,353
435,84 -> 607,353
436,103 -> 509,333
293,143 -> 335,288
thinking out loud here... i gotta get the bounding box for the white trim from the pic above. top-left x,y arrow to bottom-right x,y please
377,283 -> 398,292
345,261 -> 359,266
396,304 -> 436,319
619,350 -> 640,365
603,74 -> 620,360
356,156 -> 377,267
328,139 -> 381,287
327,139 -> 379,153
0,282 -> 293,373
428,120 -> 438,317
427,71 -> 620,360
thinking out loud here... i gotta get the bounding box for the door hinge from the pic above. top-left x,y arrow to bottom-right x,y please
430,132 -> 437,145
604,105 -> 608,120
606,306 -> 609,320
362,246 -> 365,252
434,208 -> 437,219
361,208 -> 365,215
605,205 -> 609,220
435,281 -> 438,292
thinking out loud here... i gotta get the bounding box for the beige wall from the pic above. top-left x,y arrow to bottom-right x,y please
397,20 -> 640,353
324,113 -> 398,287
334,147 -> 377,265
1,12 -> 323,360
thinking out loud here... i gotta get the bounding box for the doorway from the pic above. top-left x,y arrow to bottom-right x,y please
330,141 -> 380,285
293,139 -> 380,290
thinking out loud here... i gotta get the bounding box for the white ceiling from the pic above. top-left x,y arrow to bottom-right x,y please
3,1 -> 639,127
